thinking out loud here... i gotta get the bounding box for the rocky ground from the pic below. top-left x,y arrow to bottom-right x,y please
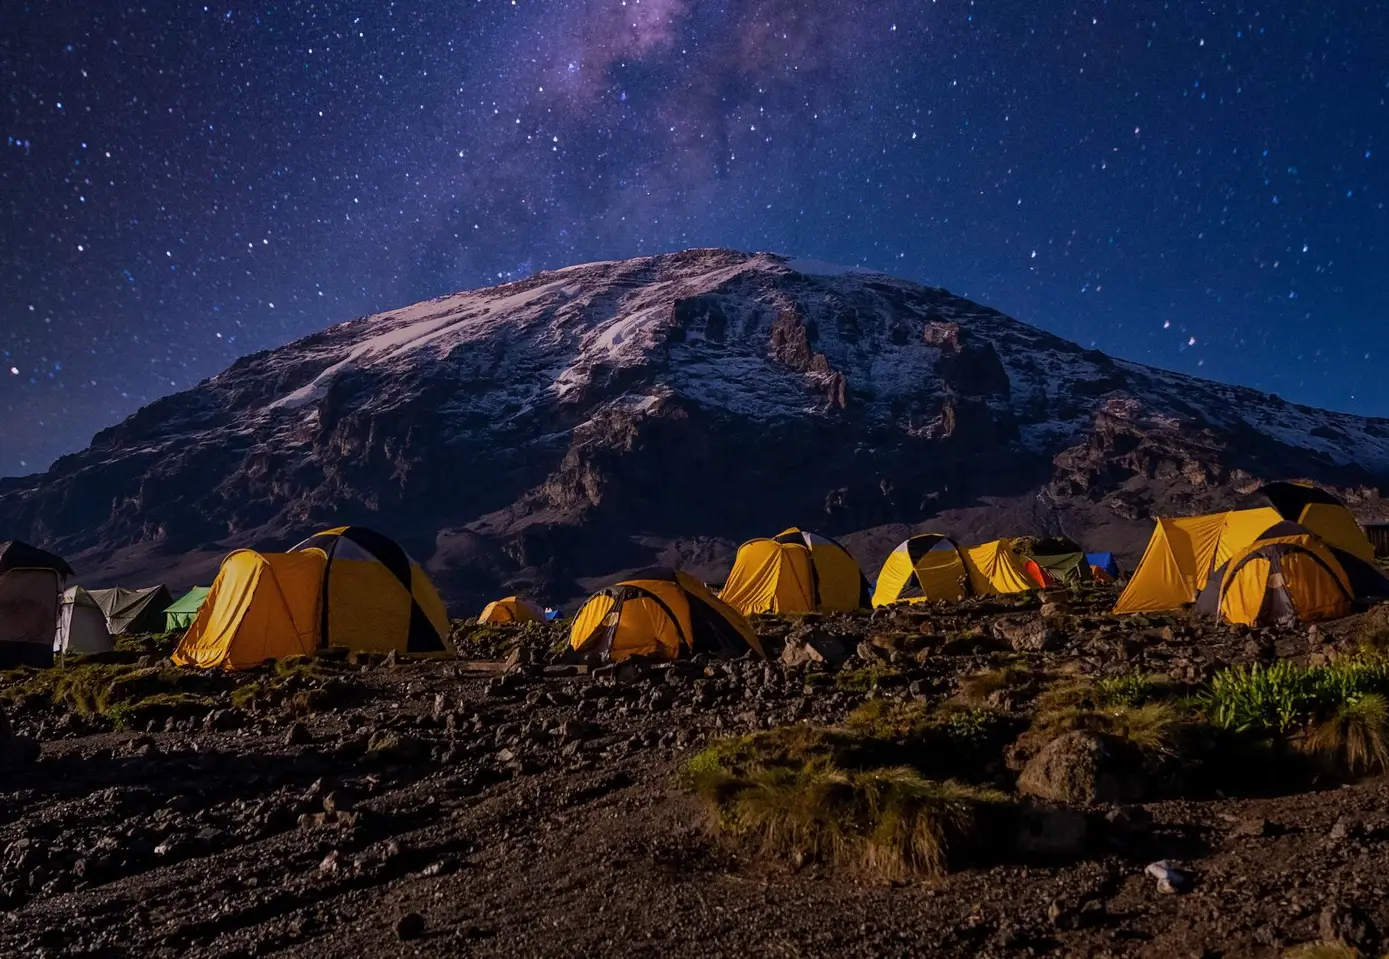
2,588 -> 1388,958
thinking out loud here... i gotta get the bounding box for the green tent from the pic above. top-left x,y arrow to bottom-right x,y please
164,586 -> 211,631
1026,537 -> 1092,585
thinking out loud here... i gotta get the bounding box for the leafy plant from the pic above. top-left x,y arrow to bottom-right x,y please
1204,658 -> 1389,736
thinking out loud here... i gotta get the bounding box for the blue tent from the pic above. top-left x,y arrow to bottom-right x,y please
1086,552 -> 1120,578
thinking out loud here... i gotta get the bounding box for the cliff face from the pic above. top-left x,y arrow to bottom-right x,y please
4,249 -> 1387,607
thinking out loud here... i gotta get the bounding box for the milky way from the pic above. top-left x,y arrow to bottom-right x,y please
2,1 -> 1386,476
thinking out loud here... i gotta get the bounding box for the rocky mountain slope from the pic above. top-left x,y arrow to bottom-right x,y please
3,248 -> 1387,607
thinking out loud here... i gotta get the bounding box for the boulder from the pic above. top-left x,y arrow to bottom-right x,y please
1017,731 -> 1148,805
992,617 -> 1064,652
779,634 -> 849,669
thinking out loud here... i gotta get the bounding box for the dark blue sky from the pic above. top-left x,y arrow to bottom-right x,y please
2,1 -> 1386,477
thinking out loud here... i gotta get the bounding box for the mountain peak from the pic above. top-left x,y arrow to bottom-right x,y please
3,249 -> 1386,607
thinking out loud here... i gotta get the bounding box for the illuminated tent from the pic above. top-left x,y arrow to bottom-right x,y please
569,567 -> 763,663
1238,483 -> 1375,563
872,535 -> 1038,606
1112,508 -> 1284,615
965,540 -> 1042,596
720,527 -> 868,616
1194,522 -> 1387,626
872,534 -> 971,605
478,596 -> 545,625
174,527 -> 452,670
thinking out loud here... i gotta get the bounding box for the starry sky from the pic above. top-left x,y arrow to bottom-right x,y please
2,1 -> 1387,477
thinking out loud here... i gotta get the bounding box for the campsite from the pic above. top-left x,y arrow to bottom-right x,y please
4,489 -> 1389,957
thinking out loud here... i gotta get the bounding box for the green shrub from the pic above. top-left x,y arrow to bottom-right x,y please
1204,657 -> 1389,778
1204,658 -> 1389,736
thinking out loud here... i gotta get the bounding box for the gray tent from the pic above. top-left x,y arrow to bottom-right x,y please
88,585 -> 172,634
56,587 -> 114,656
0,541 -> 72,668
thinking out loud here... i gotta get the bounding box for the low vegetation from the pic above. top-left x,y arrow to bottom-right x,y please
1016,672 -> 1190,765
685,724 -> 1004,878
1205,657 -> 1389,777
0,663 -> 226,728
959,663 -> 1035,703
834,664 -> 903,692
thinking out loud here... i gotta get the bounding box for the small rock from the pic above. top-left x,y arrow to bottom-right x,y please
283,722 -> 311,747
395,912 -> 426,941
1144,860 -> 1189,894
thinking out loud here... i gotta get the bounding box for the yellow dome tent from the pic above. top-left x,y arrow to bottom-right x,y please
872,534 -> 1037,606
1238,483 -> 1375,563
478,596 -> 545,624
570,567 -> 764,663
1194,523 -> 1358,626
720,527 -> 868,616
173,526 -> 452,670
872,534 -> 972,605
1112,508 -> 1284,615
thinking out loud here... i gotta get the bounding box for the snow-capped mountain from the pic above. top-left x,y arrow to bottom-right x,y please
3,249 -> 1387,606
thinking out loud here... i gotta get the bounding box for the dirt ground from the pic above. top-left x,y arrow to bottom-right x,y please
3,599 -> 1388,958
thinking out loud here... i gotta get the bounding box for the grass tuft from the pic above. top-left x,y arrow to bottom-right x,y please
959,664 -> 1033,703
692,754 -> 1002,879
1298,692 -> 1389,777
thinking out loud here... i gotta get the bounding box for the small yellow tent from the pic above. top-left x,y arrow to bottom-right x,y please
964,540 -> 1040,596
872,534 -> 971,605
872,535 -> 1038,606
720,527 -> 868,615
172,550 -> 325,670
1113,508 -> 1283,615
570,567 -> 764,663
173,526 -> 453,670
478,596 -> 545,624
1195,523 -> 1355,626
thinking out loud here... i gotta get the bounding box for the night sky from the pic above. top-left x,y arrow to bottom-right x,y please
3,2 -> 1387,478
